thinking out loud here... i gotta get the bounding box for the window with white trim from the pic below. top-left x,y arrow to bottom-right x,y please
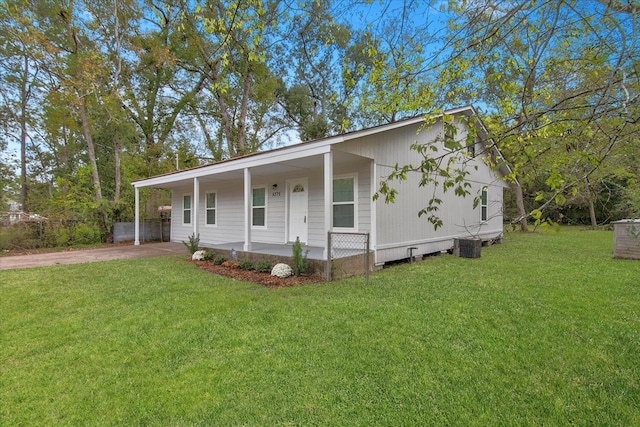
205,192 -> 216,226
333,175 -> 356,229
183,194 -> 192,225
481,187 -> 488,221
252,187 -> 266,227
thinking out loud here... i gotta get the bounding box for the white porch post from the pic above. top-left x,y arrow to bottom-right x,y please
192,177 -> 200,236
244,167 -> 252,251
134,186 -> 140,245
370,160 -> 377,264
323,151 -> 333,259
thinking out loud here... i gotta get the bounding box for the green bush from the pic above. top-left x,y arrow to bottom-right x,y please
292,237 -> 309,275
255,260 -> 272,273
213,255 -> 226,265
0,228 -> 17,251
39,225 -> 54,248
182,233 -> 200,255
55,227 -> 71,247
238,259 -> 255,270
73,223 -> 102,245
1,225 -> 39,250
202,250 -> 216,261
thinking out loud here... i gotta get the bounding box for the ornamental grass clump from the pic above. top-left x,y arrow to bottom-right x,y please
271,263 -> 293,278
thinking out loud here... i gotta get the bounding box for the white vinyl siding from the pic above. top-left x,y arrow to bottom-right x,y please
208,181 -> 244,243
194,178 -> 289,246
306,170 -> 328,246
335,119 -> 504,264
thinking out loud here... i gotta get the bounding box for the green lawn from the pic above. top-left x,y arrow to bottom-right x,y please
1,228 -> 639,426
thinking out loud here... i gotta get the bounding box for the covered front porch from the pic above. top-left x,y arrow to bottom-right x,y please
132,141 -> 375,262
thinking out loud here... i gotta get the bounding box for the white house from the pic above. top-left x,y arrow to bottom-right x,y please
132,105 -> 509,267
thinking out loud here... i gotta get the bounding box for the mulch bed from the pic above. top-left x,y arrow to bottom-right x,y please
193,261 -> 325,288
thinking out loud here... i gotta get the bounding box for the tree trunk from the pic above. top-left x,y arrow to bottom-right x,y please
78,96 -> 102,202
588,198 -> 597,227
586,179 -> 598,227
20,54 -> 28,212
78,95 -> 108,238
216,89 -> 235,157
20,99 -> 28,211
512,180 -> 529,232
113,0 -> 122,205
114,134 -> 121,203
237,67 -> 252,154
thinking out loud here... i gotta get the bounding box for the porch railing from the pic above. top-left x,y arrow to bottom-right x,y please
327,232 -> 370,284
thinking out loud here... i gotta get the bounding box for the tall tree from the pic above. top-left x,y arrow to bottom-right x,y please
115,0 -> 206,176
276,0 -> 355,139
178,0 -> 285,157
442,0 -> 639,230
0,0 -> 42,211
357,0 -> 444,125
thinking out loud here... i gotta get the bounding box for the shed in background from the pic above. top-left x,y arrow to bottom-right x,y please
613,219 -> 640,260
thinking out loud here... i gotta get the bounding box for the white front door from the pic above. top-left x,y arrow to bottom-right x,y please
288,178 -> 308,243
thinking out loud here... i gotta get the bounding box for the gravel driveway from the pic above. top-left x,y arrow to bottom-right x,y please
0,242 -> 187,270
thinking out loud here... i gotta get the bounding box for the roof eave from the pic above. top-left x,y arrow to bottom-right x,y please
133,137 -> 337,188
132,105 -> 484,188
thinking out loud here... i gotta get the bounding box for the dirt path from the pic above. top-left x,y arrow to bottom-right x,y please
0,242 -> 187,270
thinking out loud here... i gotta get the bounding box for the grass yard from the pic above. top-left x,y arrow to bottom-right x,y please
1,227 -> 639,425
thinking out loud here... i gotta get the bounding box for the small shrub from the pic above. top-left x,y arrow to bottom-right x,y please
255,260 -> 272,273
40,226 -> 56,248
0,227 -> 18,251
54,227 -> 71,247
202,250 -> 216,261
73,223 -> 101,245
213,254 -> 226,265
0,226 -> 31,250
292,237 -> 309,275
238,259 -> 255,270
182,233 -> 200,255
13,234 -> 39,249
